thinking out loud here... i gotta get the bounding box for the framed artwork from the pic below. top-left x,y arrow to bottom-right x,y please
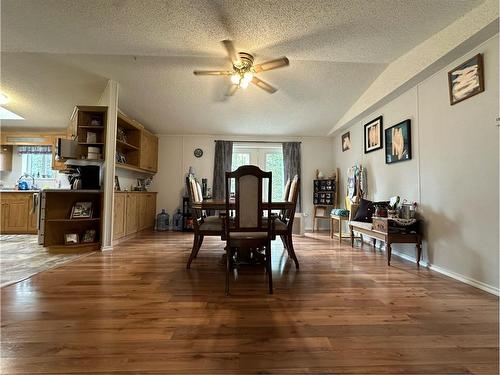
64,233 -> 79,245
448,53 -> 484,105
364,116 -> 383,153
70,202 -> 93,219
385,119 -> 411,164
341,132 -> 351,152
82,229 -> 96,243
114,176 -> 121,191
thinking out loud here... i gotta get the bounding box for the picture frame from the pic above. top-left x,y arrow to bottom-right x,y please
114,176 -> 121,191
64,233 -> 79,245
448,53 -> 484,105
70,202 -> 93,219
364,116 -> 383,153
82,229 -> 96,243
341,132 -> 351,152
385,119 -> 412,164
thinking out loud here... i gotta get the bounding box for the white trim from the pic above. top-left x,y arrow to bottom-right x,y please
390,248 -> 500,296
101,245 -> 113,251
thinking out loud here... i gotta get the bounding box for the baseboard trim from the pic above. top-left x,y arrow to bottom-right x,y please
101,245 -> 113,251
390,249 -> 499,297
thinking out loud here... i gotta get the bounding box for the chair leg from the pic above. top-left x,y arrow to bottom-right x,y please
280,234 -> 288,250
286,234 -> 300,269
265,241 -> 273,294
225,246 -> 231,296
186,234 -> 200,269
350,226 -> 354,247
193,235 -> 204,258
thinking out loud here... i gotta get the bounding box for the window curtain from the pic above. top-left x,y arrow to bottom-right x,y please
282,142 -> 301,212
17,145 -> 51,154
212,140 -> 233,200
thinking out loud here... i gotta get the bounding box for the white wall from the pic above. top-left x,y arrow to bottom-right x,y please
332,35 -> 499,293
151,135 -> 335,230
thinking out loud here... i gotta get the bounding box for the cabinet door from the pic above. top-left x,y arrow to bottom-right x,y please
138,194 -> 148,231
27,194 -> 38,234
146,194 -> 156,229
125,193 -> 138,235
140,130 -> 158,172
2,198 -> 29,233
113,193 -> 126,239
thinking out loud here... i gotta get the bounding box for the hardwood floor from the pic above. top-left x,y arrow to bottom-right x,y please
1,231 -> 498,374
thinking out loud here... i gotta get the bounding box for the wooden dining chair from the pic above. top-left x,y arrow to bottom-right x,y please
274,175 -> 300,268
224,165 -> 275,295
186,176 -> 223,269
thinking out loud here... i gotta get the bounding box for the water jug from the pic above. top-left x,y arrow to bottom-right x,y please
173,209 -> 183,231
155,209 -> 169,231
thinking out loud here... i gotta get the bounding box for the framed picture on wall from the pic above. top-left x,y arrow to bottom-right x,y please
385,119 -> 411,164
363,116 -> 383,153
448,53 -> 484,105
341,132 -> 351,152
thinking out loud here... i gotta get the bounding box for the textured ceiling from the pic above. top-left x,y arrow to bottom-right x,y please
1,0 -> 484,135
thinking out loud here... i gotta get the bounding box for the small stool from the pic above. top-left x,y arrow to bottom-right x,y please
330,214 -> 350,241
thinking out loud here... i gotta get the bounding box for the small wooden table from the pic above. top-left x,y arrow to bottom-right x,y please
330,215 -> 350,241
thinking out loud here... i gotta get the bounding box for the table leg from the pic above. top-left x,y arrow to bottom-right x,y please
350,225 -> 354,247
387,243 -> 392,266
416,241 -> 422,267
330,218 -> 333,238
338,219 -> 342,242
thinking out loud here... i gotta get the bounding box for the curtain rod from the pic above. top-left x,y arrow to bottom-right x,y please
214,140 -> 301,144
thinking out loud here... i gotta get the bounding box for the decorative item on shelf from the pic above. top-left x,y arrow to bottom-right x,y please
155,209 -> 170,231
70,202 -> 93,219
385,119 -> 411,164
116,127 -> 127,142
116,152 -> 126,164
134,178 -> 147,191
114,176 -> 121,191
173,209 -> 183,231
400,199 -> 417,219
315,169 -> 324,179
364,116 -> 383,153
82,229 -> 96,243
87,146 -> 101,160
90,116 -> 102,126
341,131 -> 351,152
194,148 -> 203,158
374,203 -> 388,218
201,178 -> 208,197
86,132 -> 97,143
448,53 -> 484,105
64,233 -> 79,245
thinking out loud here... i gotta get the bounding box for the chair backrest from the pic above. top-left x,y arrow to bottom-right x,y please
188,176 -> 204,229
225,165 -> 272,234
283,178 -> 291,201
283,175 -> 300,228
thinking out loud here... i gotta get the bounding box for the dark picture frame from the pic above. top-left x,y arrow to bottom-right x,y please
64,233 -> 79,245
448,53 -> 484,105
70,202 -> 93,219
114,176 -> 121,191
82,229 -> 96,243
341,132 -> 351,152
385,119 -> 412,164
364,116 -> 383,153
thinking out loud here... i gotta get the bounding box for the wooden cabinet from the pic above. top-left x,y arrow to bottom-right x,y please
113,192 -> 156,240
125,193 -> 138,235
113,193 -> 126,239
140,130 -> 158,172
0,192 -> 38,234
28,195 -> 38,233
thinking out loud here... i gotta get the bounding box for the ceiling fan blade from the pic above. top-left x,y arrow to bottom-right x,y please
193,70 -> 232,76
226,84 -> 239,96
251,76 -> 277,94
221,40 -> 240,65
253,57 -> 289,73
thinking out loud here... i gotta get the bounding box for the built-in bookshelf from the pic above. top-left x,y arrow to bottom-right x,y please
70,106 -> 107,161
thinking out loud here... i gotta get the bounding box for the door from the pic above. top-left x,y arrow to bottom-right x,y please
125,193 -> 138,235
2,198 -> 29,233
113,193 -> 126,239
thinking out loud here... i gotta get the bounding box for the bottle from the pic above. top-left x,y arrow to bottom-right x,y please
173,209 -> 183,231
155,209 -> 169,231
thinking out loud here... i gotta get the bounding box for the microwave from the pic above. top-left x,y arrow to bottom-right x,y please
56,138 -> 78,160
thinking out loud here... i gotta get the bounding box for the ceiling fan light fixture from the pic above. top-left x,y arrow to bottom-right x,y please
230,73 -> 240,85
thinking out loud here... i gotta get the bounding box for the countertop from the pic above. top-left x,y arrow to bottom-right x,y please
0,190 -> 41,193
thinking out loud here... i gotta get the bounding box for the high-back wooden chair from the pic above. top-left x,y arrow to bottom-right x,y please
186,176 -> 223,269
274,175 -> 300,268
224,165 -> 275,295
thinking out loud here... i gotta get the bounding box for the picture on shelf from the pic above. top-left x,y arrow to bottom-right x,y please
364,116 -> 383,153
82,229 -> 96,243
117,127 -> 127,142
64,233 -> 79,245
90,115 -> 102,126
86,132 -> 97,143
114,176 -> 121,191
70,202 -> 93,219
385,119 -> 412,164
448,53 -> 484,105
341,131 -> 351,152
115,152 -> 126,164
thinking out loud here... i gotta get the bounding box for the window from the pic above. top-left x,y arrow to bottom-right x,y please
20,146 -> 54,179
231,143 -> 284,201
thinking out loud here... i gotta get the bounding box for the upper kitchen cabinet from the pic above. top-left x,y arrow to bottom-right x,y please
140,129 -> 158,173
69,106 -> 108,161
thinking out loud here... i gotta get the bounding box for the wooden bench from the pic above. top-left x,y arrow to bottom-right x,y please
349,204 -> 422,267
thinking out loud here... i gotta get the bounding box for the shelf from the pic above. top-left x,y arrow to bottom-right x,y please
78,142 -> 104,146
46,218 -> 101,223
116,162 -> 154,174
78,126 -> 105,130
116,139 -> 140,151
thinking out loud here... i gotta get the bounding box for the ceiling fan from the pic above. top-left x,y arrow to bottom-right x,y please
193,40 -> 289,95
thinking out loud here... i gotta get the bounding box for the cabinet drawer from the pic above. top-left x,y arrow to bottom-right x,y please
372,218 -> 388,233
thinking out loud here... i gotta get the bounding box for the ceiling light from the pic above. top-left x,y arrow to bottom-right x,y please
230,73 -> 240,85
239,79 -> 250,89
0,93 -> 8,105
0,107 -> 24,120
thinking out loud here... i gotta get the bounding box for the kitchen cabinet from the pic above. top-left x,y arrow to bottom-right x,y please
113,192 -> 157,240
0,145 -> 13,171
139,130 -> 158,172
0,192 -> 38,234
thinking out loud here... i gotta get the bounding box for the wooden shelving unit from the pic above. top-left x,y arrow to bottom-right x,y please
312,169 -> 339,232
41,190 -> 103,251
69,106 -> 108,161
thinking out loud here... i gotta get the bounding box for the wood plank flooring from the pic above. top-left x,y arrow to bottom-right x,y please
1,231 -> 498,374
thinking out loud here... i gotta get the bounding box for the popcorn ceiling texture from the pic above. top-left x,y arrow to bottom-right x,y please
0,0 -> 485,135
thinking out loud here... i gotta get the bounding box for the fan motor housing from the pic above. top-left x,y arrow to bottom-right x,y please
234,52 -> 254,70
